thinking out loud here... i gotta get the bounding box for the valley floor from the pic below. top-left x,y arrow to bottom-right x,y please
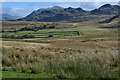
1,21 -> 119,78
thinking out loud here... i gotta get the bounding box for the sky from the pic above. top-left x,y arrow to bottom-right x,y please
1,1 -> 119,17
1,0 -> 120,2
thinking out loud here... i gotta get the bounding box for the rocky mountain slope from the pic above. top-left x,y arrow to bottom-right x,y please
99,15 -> 119,23
91,4 -> 119,15
17,4 -> 120,22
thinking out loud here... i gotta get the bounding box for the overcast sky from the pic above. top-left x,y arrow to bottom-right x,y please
1,1 -> 119,17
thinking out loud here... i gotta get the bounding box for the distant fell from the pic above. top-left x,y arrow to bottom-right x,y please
1,14 -> 21,20
91,4 -> 119,15
17,4 -> 120,22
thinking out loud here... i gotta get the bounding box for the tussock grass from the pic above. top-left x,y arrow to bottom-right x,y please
2,21 -> 119,78
2,43 -> 119,78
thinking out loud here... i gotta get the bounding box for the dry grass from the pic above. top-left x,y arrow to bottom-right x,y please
2,21 -> 119,78
2,38 -> 119,78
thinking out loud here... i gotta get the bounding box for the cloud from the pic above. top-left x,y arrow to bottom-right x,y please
57,3 -> 78,8
49,2 -> 117,10
2,6 -> 33,17
4,0 -> 68,1
73,0 -> 119,2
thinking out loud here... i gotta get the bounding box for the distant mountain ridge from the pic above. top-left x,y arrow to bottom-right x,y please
1,14 -> 21,20
16,4 -> 120,22
91,4 -> 120,15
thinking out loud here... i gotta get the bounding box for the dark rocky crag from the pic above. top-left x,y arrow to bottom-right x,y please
17,4 -> 120,22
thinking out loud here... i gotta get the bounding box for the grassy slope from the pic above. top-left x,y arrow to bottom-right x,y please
2,71 -> 55,78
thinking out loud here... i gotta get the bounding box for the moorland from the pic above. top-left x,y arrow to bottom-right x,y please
1,3 -> 120,78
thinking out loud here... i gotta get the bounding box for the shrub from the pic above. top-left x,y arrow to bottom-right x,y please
48,35 -> 53,37
17,34 -> 35,39
2,34 -> 16,38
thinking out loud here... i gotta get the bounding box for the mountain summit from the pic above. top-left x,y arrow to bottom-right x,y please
17,4 -> 120,22
91,4 -> 119,15
50,6 -> 64,9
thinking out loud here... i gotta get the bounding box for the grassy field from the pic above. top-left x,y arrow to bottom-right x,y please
2,71 -> 56,78
1,21 -> 119,78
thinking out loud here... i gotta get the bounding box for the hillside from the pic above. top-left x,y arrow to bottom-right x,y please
1,14 -> 20,20
17,4 -> 120,22
91,4 -> 119,15
98,15 -> 120,29
99,15 -> 119,23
